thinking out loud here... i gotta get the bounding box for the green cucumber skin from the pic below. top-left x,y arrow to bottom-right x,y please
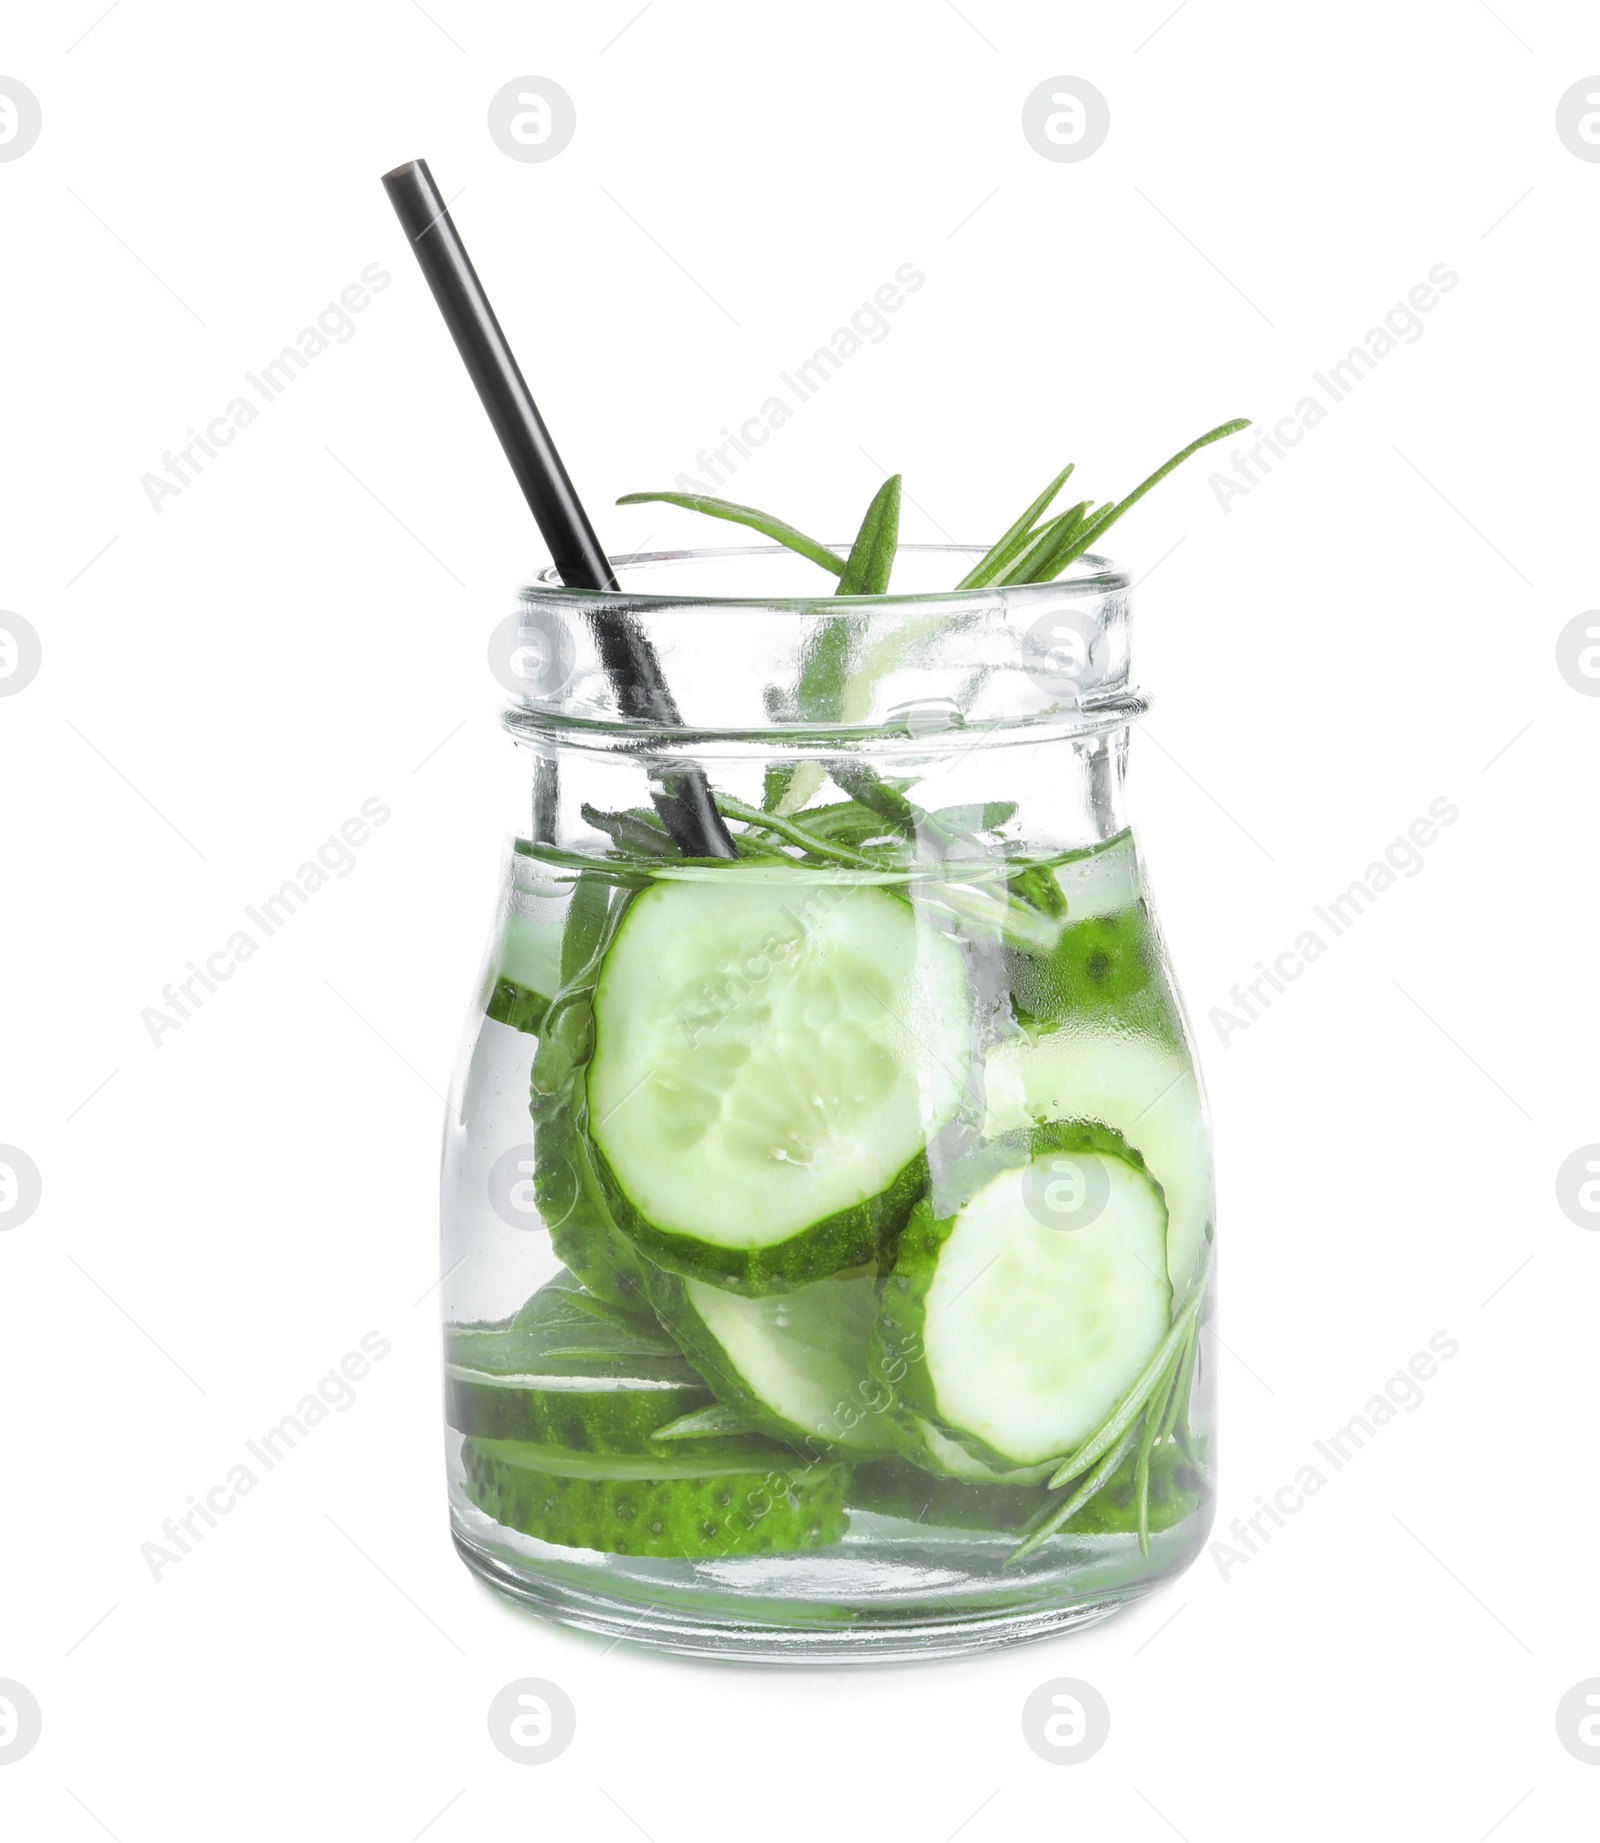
595,1140 -> 930,1297
875,1194 -> 1004,1475
874,1122 -> 1157,1478
534,1104 -> 652,1314
1005,902 -> 1182,1047
848,1447 -> 1201,1537
461,1438 -> 851,1558
529,890 -> 655,1314
444,1373 -> 714,1453
643,1266 -> 897,1458
542,1150 -> 653,1313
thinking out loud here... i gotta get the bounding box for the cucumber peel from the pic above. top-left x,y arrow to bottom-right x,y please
462,1437 -> 850,1558
528,879 -> 655,1312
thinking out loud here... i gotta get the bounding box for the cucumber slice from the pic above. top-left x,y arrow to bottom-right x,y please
1005,905 -> 1160,1028
906,1417 -> 1055,1484
982,1024 -> 1211,1290
530,885 -> 656,1314
536,1105 -> 653,1313
445,1277 -> 718,1453
461,1436 -> 850,1558
877,1131 -> 1172,1471
648,1267 -> 898,1456
849,1446 -> 1201,1537
587,879 -> 971,1292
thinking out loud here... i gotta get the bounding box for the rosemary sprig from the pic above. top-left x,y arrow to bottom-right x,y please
615,490 -> 842,577
954,463 -> 1075,589
1038,419 -> 1249,573
1046,1250 -> 1211,1492
835,474 -> 901,595
1008,1425 -> 1144,1568
619,417 -> 1247,595
991,501 -> 1094,585
713,794 -> 878,868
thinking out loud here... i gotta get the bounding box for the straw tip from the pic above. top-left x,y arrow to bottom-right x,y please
381,158 -> 431,187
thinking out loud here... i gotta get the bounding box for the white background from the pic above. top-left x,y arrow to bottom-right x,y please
1,1 -> 1595,1836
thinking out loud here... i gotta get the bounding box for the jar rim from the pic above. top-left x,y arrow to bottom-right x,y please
526,542 -> 1130,606
501,541 -> 1136,746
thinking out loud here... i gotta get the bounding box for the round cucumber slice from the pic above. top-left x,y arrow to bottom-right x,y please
648,1266 -> 898,1456
983,1024 -> 1212,1291
877,1134 -> 1172,1471
587,879 -> 971,1292
461,1437 -> 850,1558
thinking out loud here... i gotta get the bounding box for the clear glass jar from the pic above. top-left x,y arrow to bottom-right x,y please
441,545 -> 1215,1662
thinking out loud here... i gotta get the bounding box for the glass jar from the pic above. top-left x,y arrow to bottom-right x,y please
441,545 -> 1215,1662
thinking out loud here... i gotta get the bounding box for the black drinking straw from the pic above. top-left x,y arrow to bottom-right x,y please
380,158 -> 735,859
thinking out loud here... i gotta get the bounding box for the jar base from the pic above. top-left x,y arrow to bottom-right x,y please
450,1515 -> 1195,1665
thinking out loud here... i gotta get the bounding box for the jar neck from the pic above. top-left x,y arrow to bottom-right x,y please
510,724 -> 1134,867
